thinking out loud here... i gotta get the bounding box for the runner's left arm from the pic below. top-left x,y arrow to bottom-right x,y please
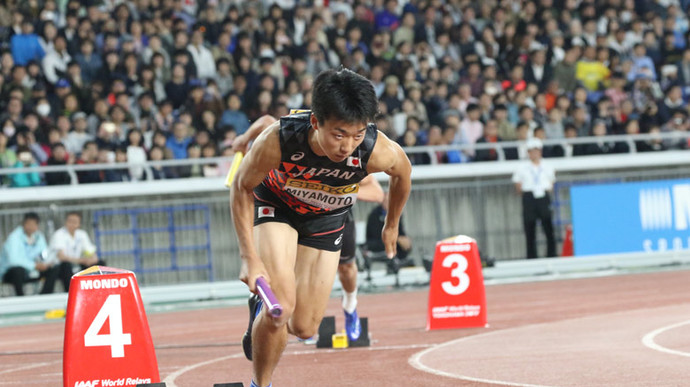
232,115 -> 278,153
367,131 -> 412,258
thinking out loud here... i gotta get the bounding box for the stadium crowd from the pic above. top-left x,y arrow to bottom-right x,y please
0,0 -> 689,187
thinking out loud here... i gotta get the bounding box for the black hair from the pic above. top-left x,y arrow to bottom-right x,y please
66,211 -> 82,220
24,212 -> 40,223
466,103 -> 480,112
311,68 -> 377,125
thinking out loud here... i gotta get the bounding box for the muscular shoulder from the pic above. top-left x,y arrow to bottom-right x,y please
249,121 -> 282,165
366,130 -> 409,174
236,121 -> 282,188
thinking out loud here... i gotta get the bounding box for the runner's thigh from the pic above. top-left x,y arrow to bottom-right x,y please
254,222 -> 299,313
291,245 -> 340,335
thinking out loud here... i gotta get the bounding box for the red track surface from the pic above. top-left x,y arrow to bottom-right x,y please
1,269 -> 688,386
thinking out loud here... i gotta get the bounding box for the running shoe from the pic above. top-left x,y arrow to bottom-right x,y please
343,308 -> 361,342
242,294 -> 263,361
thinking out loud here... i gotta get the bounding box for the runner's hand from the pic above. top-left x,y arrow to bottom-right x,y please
232,133 -> 251,154
240,257 -> 270,293
382,223 -> 399,259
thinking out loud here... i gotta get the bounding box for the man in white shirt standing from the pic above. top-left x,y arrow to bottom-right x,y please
42,35 -> 71,85
512,138 -> 557,259
187,27 -> 216,80
51,212 -> 103,292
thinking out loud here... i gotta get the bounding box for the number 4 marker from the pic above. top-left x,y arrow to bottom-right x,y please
84,294 -> 132,358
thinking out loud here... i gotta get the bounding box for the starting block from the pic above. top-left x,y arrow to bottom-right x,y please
332,331 -> 348,349
316,316 -> 370,348
213,383 -> 245,387
63,266 -> 160,387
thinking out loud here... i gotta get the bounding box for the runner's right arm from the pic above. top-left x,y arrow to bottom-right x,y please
357,174 -> 384,203
230,121 -> 281,292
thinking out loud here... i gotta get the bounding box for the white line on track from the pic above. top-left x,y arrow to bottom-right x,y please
641,319 -> 690,357
0,361 -> 55,375
163,352 -> 245,387
408,331 -> 553,387
163,343 -> 435,386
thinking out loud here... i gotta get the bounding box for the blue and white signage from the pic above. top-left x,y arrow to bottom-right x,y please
571,179 -> 690,255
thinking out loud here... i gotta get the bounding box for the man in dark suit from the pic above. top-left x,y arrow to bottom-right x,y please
524,48 -> 553,92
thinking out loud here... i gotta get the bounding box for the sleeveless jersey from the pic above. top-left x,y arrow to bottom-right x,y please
259,111 -> 377,215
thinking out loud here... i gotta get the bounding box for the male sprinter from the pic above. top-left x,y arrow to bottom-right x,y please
230,68 -> 411,387
233,115 -> 385,344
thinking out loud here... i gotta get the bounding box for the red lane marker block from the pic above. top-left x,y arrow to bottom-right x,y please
63,266 -> 160,387
427,236 -> 487,330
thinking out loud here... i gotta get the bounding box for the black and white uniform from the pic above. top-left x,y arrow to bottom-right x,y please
512,160 -> 557,258
253,111 -> 377,252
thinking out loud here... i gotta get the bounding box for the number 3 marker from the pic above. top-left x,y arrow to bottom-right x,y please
441,253 -> 470,295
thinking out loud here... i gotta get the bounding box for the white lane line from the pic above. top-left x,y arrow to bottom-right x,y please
0,361 -> 59,375
641,319 -> 690,358
163,343 -> 435,386
163,352 -> 245,387
408,331 -> 553,387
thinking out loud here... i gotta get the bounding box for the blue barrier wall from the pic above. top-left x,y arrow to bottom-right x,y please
571,178 -> 690,255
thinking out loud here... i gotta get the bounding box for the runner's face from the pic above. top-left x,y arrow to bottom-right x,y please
311,115 -> 367,163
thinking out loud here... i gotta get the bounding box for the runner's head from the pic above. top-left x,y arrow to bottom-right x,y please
310,68 -> 377,162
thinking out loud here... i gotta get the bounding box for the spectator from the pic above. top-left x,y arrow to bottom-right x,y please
10,146 -> 41,187
187,27 -> 216,80
0,131 -> 17,185
74,39 -> 102,84
219,92 -> 249,135
657,85 -> 684,124
45,143 -> 71,185
0,212 -> 58,296
164,64 -> 189,110
628,43 -> 657,82
166,122 -> 193,159
64,112 -> 94,155
42,34 -> 71,85
457,103 -> 484,156
178,142 -> 202,178
524,48 -> 553,92
125,129 -> 147,181
76,140 -> 101,184
104,146 -> 130,182
512,138 -> 556,259
11,19 -> 45,66
201,143 -> 220,177
543,108 -> 565,140
575,45 -> 610,91
375,0 -> 401,32
494,104 -> 516,140
95,120 -> 122,151
148,145 -> 172,180
50,212 -> 103,292
474,119 -> 502,162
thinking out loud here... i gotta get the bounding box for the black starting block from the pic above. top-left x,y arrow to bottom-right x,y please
213,383 -> 244,387
315,315 -> 370,348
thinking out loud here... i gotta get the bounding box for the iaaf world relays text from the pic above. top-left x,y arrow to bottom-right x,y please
73,376 -> 152,386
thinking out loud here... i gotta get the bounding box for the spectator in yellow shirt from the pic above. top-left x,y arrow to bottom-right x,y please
575,46 -> 611,91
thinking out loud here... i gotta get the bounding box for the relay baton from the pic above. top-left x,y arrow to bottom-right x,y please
256,277 -> 283,317
224,151 -> 244,187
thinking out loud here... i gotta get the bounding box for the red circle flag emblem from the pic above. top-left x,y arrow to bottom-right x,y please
262,208 -> 270,215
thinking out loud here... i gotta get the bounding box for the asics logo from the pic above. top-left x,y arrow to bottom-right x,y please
334,234 -> 343,245
291,152 -> 305,161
